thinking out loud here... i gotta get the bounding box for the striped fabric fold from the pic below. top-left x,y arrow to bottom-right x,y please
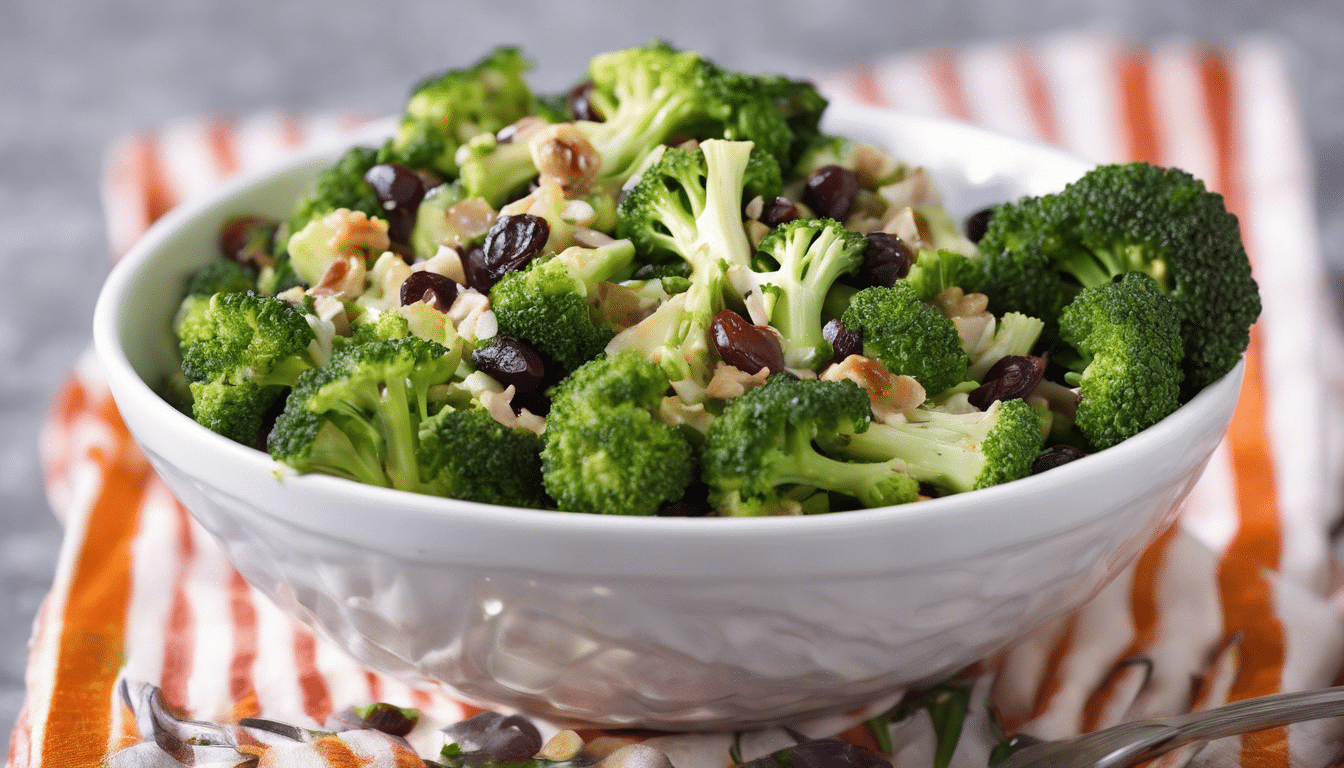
15,32 -> 1344,768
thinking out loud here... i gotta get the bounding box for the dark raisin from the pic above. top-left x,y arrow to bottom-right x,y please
399,271 -> 459,312
218,215 -> 278,267
861,232 -> 914,287
711,309 -> 785,375
356,703 -> 418,737
479,214 -> 549,288
568,81 -> 603,122
462,245 -> 492,292
1032,445 -> 1087,474
761,197 -> 800,226
964,207 -> 995,243
471,336 -> 546,396
364,163 -> 427,246
822,319 -> 862,363
802,165 -> 858,221
441,712 -> 541,762
968,355 -> 1046,410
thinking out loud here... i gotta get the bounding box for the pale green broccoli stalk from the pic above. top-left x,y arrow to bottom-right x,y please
842,283 -> 970,395
903,248 -> 976,303
456,130 -> 543,207
382,47 -> 536,177
833,399 -> 1044,494
1057,272 -> 1184,449
701,375 -> 920,515
267,337 -> 460,492
737,217 -> 868,370
418,408 -> 545,508
490,240 -> 636,373
965,312 -> 1046,381
541,352 -> 694,515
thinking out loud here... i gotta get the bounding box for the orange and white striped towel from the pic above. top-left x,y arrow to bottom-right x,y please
16,32 -> 1344,768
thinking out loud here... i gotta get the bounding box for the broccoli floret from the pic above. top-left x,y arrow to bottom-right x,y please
186,259 -> 258,296
490,240 -> 636,372
842,283 -> 970,395
541,352 -> 694,515
268,337 -> 460,492
1057,272 -> 1183,449
976,162 -> 1259,394
383,47 -> 535,177
965,312 -> 1045,382
701,375 -> 920,515
418,408 -> 545,508
611,140 -> 758,397
903,248 -> 975,302
176,292 -> 328,446
285,146 -> 382,242
833,399 -> 1044,494
738,218 -> 868,370
578,42 -> 815,184
349,309 -> 411,345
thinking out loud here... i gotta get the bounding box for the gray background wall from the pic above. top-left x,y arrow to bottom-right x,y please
1,0 -> 1340,732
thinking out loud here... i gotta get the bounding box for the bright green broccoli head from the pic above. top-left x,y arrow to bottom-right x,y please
748,217 -> 868,370
1058,272 -> 1184,450
841,283 -> 971,395
540,351 -> 694,515
178,291 -> 323,389
268,336 -> 459,492
541,405 -> 695,516
977,163 -> 1258,394
186,260 -> 258,297
490,241 -> 636,373
384,47 -> 535,176
701,375 -> 920,514
546,351 -> 672,421
285,146 -> 383,240
418,408 -> 545,508
616,147 -> 711,263
187,381 -> 285,448
349,309 -> 411,346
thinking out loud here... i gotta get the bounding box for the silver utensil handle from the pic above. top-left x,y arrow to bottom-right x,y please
1158,685 -> 1344,747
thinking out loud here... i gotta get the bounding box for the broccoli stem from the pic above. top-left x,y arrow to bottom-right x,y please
841,421 -> 985,494
376,380 -> 423,493
777,430 -> 910,509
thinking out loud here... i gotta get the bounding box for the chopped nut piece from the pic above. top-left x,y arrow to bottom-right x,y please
530,123 -> 601,192
882,206 -> 933,250
583,737 -> 635,762
955,313 -> 996,357
744,195 -> 765,221
745,219 -> 772,250
1032,378 -> 1082,422
537,730 -> 584,762
572,227 -> 615,248
705,363 -> 771,401
933,286 -> 990,319
326,209 -> 390,260
309,294 -> 351,337
417,245 -> 468,285
276,286 -> 307,306
659,396 -> 715,434
822,354 -> 925,423
311,255 -> 366,299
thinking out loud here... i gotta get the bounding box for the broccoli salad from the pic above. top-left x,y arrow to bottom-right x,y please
167,42 -> 1261,516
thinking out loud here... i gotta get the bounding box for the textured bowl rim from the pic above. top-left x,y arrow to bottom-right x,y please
92,104 -> 1246,549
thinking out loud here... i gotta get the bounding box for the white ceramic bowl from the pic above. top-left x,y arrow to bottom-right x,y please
93,104 -> 1244,730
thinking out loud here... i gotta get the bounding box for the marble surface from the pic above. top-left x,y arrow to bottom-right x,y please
1,0 -> 1341,734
